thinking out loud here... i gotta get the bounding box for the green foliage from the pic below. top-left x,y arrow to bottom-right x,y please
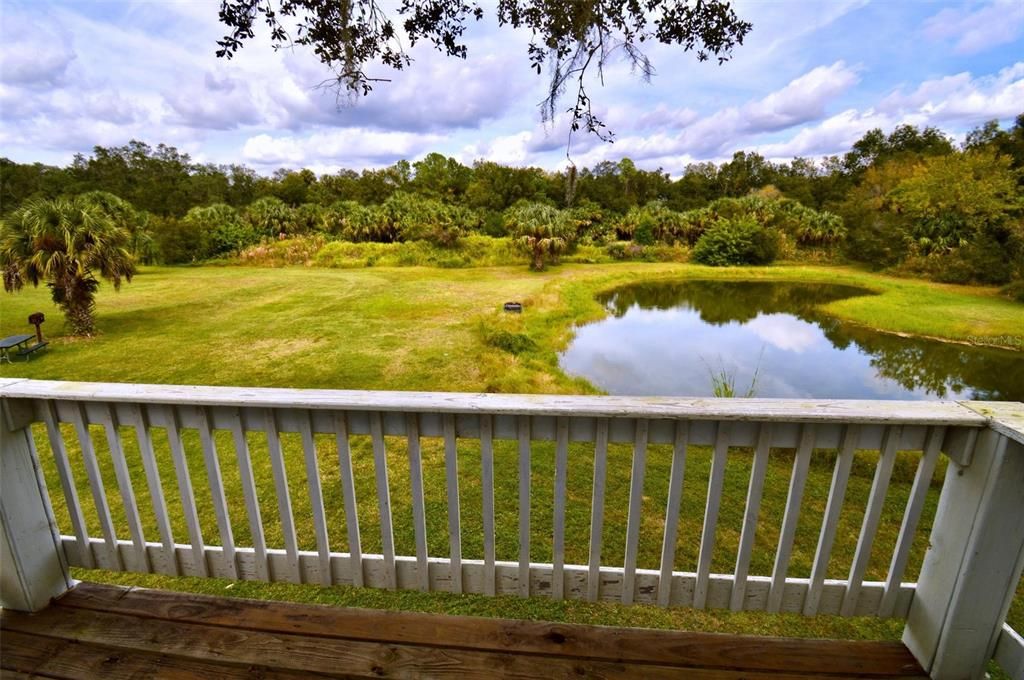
79,190 -> 156,263
505,202 -> 575,270
618,201 -> 687,245
692,217 -> 779,266
1,196 -> 135,335
480,327 -> 538,355
382,192 -> 478,247
844,150 -> 1023,284
183,204 -> 259,258
245,196 -> 294,237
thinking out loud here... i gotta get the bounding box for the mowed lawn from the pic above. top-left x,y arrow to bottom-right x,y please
1,263 -> 1022,654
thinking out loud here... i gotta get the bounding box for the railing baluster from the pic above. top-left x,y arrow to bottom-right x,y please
480,414 -> 496,597
42,401 -> 93,569
127,404 -> 176,575
694,421 -> 731,609
166,406 -> 207,577
334,412 -> 363,587
767,424 -> 816,613
197,406 -> 237,579
587,418 -> 609,602
804,424 -> 858,615
658,420 -> 689,607
99,404 -> 149,572
406,413 -> 430,592
300,411 -> 332,587
552,416 -> 569,600
517,415 -> 531,597
371,412 -> 396,590
879,425 -> 944,617
229,408 -> 267,581
69,402 -> 123,570
443,413 -> 462,594
841,425 -> 902,616
622,418 -> 649,605
265,409 -> 300,583
731,422 -> 772,611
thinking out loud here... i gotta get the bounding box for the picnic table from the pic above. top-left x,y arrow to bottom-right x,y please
0,334 -> 40,363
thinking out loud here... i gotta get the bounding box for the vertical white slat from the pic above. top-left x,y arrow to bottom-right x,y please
730,422 -> 772,611
300,410 -> 332,587
803,424 -> 859,615
622,418 -> 649,605
694,421 -> 731,609
265,409 -> 301,583
406,413 -> 429,592
228,408 -> 267,582
443,413 -> 462,594
41,401 -> 93,569
517,415 -> 531,598
334,412 -> 363,588
98,404 -> 149,572
657,420 -> 689,607
841,424 -> 903,616
551,416 -> 570,600
165,406 -> 207,577
197,406 -> 237,579
69,402 -> 123,571
767,424 -> 816,613
480,414 -> 496,597
126,404 -> 176,575
371,412 -> 397,590
879,425 -> 945,617
587,418 -> 609,602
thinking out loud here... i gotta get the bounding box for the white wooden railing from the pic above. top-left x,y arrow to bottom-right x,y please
1,378 -> 1022,680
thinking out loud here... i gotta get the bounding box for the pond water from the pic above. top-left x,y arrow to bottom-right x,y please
559,280 -> 1024,400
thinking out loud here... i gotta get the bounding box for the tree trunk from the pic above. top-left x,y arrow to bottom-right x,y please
531,244 -> 546,271
51,275 -> 98,337
62,301 -> 96,336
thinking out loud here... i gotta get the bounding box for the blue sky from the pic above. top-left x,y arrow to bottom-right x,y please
1,0 -> 1022,175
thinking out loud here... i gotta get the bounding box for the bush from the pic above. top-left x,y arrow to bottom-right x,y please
1000,280 -> 1024,303
692,218 -> 779,266
238,235 -> 326,266
483,329 -> 537,354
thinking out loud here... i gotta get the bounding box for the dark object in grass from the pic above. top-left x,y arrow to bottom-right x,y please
485,330 -> 537,355
28,312 -> 45,343
504,302 -> 523,313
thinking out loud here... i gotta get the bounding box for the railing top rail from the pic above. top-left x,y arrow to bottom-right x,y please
0,379 -> 1002,427
960,401 -> 1024,445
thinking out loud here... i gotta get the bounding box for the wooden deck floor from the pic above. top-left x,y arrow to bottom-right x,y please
1,582 -> 926,679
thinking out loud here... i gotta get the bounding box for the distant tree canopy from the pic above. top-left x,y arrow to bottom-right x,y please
215,0 -> 751,140
1,116 -> 1021,285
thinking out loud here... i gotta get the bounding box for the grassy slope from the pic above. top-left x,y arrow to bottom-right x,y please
1,263 -> 1021,656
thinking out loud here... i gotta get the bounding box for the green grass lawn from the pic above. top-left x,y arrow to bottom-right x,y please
1,262 -> 1021,667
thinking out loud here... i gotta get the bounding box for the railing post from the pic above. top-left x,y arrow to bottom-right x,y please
0,397 -> 72,611
903,409 -> 1024,680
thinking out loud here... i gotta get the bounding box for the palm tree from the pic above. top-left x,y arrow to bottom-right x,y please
1,197 -> 136,336
507,203 -> 573,271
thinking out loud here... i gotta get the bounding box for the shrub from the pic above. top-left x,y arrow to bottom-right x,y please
692,218 -> 779,266
182,204 -> 259,258
245,196 -> 294,237
483,329 -> 537,354
238,235 -> 326,266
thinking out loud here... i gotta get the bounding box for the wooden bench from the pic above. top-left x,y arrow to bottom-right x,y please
16,341 -> 47,360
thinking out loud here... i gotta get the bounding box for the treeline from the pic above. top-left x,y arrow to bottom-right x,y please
1,116 -> 1022,286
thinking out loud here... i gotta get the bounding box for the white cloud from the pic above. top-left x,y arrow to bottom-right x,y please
924,0 -> 1024,54
242,129 -> 444,170
0,15 -> 76,87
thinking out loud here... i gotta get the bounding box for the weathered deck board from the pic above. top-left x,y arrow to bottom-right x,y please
0,582 -> 926,679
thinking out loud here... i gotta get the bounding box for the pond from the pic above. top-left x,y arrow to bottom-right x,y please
559,280 -> 1024,400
